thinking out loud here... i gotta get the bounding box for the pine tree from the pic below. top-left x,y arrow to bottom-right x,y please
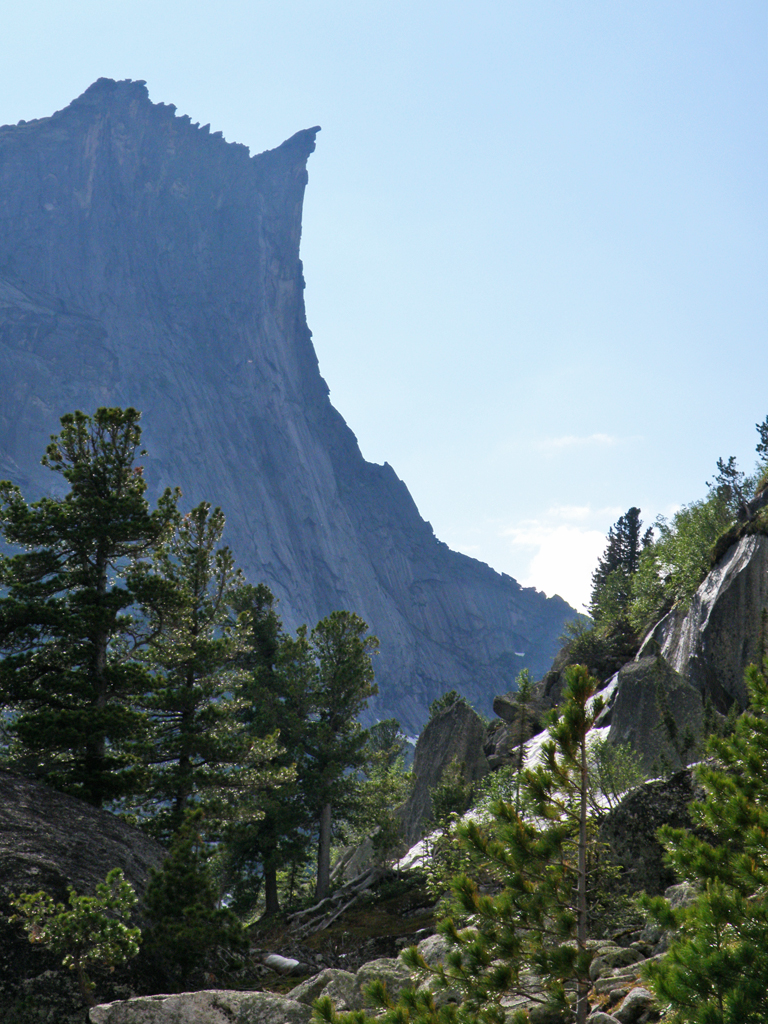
0,408 -> 177,806
642,659 -> 768,1023
315,665 -> 605,1024
134,503 -> 281,842
226,584 -> 314,917
143,809 -> 247,991
307,610 -> 379,901
589,507 -> 647,621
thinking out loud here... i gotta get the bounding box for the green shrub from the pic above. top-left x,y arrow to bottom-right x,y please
10,868 -> 140,1008
143,809 -> 246,990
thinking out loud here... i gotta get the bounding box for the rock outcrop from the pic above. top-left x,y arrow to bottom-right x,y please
90,932 -> 667,1024
639,533 -> 768,711
401,699 -> 490,845
606,657 -> 704,772
598,768 -> 703,898
0,771 -> 166,1023
0,78 -> 572,733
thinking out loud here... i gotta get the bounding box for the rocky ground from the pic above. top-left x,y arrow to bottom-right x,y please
89,906 -> 678,1024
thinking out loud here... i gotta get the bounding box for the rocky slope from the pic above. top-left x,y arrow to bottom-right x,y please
0,78 -> 572,732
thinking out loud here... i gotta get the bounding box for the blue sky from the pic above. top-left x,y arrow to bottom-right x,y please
2,1 -> 766,610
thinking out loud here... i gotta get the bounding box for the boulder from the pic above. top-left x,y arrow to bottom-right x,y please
485,687 -> 550,768
613,986 -> 656,1024
289,968 -> 357,1007
607,657 -> 704,772
0,770 -> 167,1023
89,990 -> 312,1024
401,700 -> 490,845
599,769 -> 703,897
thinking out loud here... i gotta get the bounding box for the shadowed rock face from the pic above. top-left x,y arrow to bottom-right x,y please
402,700 -> 490,844
0,771 -> 166,1023
0,78 -> 572,732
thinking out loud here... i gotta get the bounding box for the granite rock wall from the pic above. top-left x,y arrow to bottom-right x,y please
0,79 -> 572,731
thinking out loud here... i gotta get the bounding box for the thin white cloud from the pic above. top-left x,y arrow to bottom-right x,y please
538,433 -> 617,451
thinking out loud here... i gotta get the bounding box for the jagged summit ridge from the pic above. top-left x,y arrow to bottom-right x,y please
0,79 -> 572,731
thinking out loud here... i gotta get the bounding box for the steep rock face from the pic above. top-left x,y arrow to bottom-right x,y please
639,533 -> 768,711
0,79 -> 572,732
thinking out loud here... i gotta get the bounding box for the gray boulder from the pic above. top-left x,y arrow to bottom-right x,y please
402,700 -> 490,845
0,770 -> 166,1023
90,990 -> 312,1024
599,769 -> 703,897
613,986 -> 656,1024
289,968 -> 357,1007
607,657 -> 704,772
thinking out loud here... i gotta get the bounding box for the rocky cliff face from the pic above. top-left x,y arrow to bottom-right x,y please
639,533 -> 768,711
0,79 -> 572,732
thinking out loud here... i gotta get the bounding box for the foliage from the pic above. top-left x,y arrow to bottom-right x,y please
314,665 -> 605,1024
365,718 -> 409,767
429,758 -> 475,829
630,496 -> 733,633
349,722 -> 413,864
307,611 -> 379,899
0,407 -> 178,806
133,503 -> 285,844
143,809 -> 246,990
225,585 -> 313,916
641,658 -> 768,1023
589,507 -> 650,622
586,735 -> 645,816
560,613 -> 638,681
428,690 -> 471,720
10,868 -> 140,1008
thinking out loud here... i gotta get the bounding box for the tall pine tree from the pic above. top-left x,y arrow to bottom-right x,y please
0,408 -> 177,806
134,503 -> 281,842
308,611 -> 378,901
227,584 -> 315,917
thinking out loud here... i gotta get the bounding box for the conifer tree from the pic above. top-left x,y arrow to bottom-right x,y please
308,610 -> 378,900
315,664 -> 605,1024
143,809 -> 247,991
642,659 -> 768,1023
227,584 -> 314,916
134,503 -> 282,842
0,408 -> 177,806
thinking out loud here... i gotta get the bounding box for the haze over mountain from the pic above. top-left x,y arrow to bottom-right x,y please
0,79 -> 572,731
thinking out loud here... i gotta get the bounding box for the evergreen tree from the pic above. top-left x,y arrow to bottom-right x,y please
134,503 -> 281,843
307,610 -> 378,901
589,506 -> 648,621
315,665 -> 605,1024
227,584 -> 314,917
143,809 -> 247,991
642,659 -> 768,1023
0,408 -> 177,806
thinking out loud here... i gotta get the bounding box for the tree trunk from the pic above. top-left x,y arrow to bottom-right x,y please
576,728 -> 589,1024
315,801 -> 332,900
264,861 -> 280,916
